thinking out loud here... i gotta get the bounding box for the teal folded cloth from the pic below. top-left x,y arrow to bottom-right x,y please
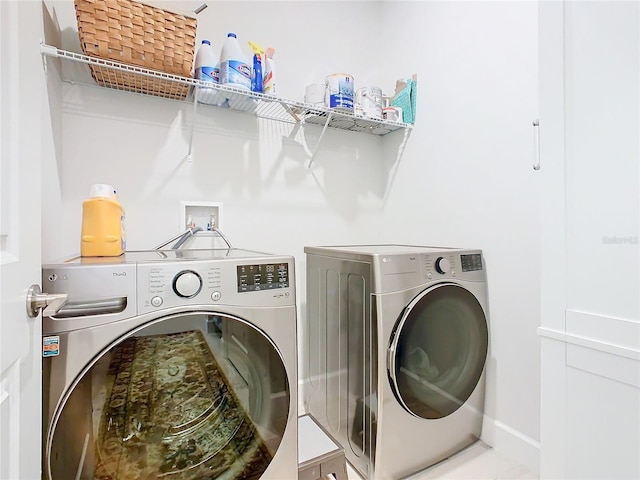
391,78 -> 417,124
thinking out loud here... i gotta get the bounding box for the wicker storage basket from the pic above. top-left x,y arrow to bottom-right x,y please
74,0 -> 197,99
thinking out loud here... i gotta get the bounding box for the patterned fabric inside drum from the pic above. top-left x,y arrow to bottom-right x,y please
92,330 -> 273,479
73,0 -> 197,99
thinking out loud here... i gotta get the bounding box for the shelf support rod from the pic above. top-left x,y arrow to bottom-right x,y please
307,111 -> 333,170
187,89 -> 198,161
280,101 -> 302,123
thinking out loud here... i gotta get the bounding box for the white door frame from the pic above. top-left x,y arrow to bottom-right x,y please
0,1 -> 47,479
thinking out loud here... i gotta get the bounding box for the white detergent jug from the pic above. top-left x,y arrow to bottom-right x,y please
220,32 -> 252,91
194,39 -> 224,106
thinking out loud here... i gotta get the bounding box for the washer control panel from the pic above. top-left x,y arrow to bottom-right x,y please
237,262 -> 290,292
137,257 -> 295,313
41,251 -> 296,333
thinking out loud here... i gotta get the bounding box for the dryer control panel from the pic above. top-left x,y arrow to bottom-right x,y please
460,253 -> 483,272
421,250 -> 485,284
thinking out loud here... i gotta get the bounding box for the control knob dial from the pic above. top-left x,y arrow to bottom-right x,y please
173,270 -> 202,298
435,257 -> 451,274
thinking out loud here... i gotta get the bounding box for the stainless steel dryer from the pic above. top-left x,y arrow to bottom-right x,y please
304,245 -> 489,480
42,248 -> 297,480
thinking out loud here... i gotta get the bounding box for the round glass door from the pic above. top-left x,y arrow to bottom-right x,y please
46,312 -> 290,480
388,283 -> 488,419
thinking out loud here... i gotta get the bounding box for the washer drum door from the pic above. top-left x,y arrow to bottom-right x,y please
44,312 -> 290,480
388,283 -> 489,419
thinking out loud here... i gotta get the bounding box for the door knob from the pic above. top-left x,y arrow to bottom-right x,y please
26,284 -> 68,318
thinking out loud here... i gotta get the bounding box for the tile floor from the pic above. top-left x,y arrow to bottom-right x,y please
346,441 -> 538,480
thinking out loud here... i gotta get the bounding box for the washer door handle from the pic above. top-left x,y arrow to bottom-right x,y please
26,284 -> 68,318
387,344 -> 397,381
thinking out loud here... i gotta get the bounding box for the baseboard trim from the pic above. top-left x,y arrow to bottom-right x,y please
481,415 -> 540,475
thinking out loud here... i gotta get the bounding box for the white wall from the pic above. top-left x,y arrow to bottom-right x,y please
41,0 -> 540,472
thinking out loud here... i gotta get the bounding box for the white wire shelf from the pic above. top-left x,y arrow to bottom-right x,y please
40,43 -> 412,136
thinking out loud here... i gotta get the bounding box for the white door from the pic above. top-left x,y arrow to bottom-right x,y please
1,2 -> 49,479
538,1 -> 640,478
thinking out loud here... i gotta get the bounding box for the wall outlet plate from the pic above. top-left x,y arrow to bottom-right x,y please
180,201 -> 223,231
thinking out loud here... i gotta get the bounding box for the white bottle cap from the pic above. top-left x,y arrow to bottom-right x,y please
89,183 -> 116,198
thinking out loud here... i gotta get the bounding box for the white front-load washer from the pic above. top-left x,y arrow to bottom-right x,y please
304,245 -> 489,480
42,248 -> 297,480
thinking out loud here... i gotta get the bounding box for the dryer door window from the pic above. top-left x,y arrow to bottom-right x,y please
388,283 -> 488,419
45,312 -> 290,480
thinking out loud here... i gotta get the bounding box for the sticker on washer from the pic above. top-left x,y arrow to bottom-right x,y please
42,336 -> 60,357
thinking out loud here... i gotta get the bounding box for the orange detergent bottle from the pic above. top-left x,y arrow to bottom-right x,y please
80,184 -> 126,257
